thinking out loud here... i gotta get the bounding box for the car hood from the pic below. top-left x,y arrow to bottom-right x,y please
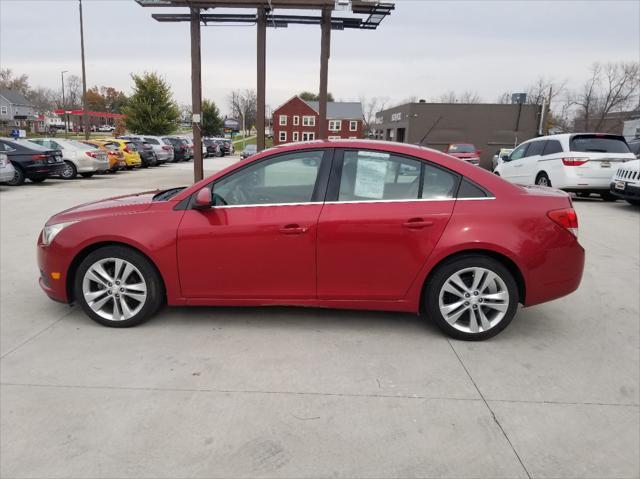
48,191 -> 157,224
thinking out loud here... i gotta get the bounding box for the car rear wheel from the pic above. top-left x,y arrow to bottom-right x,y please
535,172 -> 551,187
60,161 -> 77,179
425,255 -> 519,340
6,166 -> 25,186
74,246 -> 164,328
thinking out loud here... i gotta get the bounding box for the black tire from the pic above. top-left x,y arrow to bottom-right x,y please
60,160 -> 77,180
494,171 -> 500,176
30,177 -> 46,183
424,255 -> 519,341
74,245 -> 164,328
576,192 -> 590,198
600,192 -> 617,202
80,172 -> 94,178
535,172 -> 551,187
627,199 -> 640,206
6,166 -> 25,186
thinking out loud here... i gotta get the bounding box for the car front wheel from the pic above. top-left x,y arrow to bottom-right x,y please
425,255 -> 519,340
74,246 -> 164,327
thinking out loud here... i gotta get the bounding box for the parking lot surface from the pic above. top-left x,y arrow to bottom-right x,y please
1,159 -> 639,478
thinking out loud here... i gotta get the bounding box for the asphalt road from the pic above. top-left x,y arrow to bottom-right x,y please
1,158 -> 638,478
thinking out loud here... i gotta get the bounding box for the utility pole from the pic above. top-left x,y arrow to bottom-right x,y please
190,7 -> 203,183
256,8 -> 266,152
318,7 -> 331,140
79,0 -> 89,140
61,70 -> 68,138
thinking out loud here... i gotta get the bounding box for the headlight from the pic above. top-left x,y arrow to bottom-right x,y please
41,221 -> 77,246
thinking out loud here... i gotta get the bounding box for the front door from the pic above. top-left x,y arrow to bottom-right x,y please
177,149 -> 330,299
317,149 -> 458,300
500,142 -> 529,183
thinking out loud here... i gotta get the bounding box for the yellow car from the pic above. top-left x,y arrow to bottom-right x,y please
95,138 -> 142,169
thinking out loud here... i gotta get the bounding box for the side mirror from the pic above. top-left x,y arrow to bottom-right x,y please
193,187 -> 212,209
501,155 -> 510,162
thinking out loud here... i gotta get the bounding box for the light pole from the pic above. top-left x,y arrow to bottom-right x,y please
79,0 -> 89,140
61,70 -> 68,138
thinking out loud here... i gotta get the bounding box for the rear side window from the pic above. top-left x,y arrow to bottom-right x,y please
629,142 -> 640,155
570,135 -> 630,153
543,140 -> 563,155
421,163 -> 458,199
458,179 -> 489,198
525,141 -> 545,157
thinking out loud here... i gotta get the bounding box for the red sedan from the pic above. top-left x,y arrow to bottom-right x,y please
37,140 -> 584,340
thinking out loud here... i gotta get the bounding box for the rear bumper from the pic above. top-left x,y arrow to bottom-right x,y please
77,158 -> 110,173
24,163 -> 65,178
610,181 -> 640,201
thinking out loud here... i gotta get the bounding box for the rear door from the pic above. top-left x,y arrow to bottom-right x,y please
520,139 -> 546,184
317,149 -> 458,300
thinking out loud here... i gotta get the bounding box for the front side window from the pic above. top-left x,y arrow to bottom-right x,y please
350,120 -> 358,131
213,151 -> 324,206
338,151 -> 422,201
279,115 -> 287,126
509,143 -> 529,161
329,120 -> 341,131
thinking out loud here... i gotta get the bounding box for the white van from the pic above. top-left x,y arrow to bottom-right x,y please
495,133 -> 636,200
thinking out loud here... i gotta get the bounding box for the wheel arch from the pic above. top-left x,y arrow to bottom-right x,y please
66,241 -> 167,303
419,248 -> 526,312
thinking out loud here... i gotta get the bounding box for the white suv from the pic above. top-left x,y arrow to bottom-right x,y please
610,159 -> 640,206
495,133 -> 636,201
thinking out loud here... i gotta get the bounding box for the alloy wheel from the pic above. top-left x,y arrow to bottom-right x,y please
61,162 -> 75,179
82,257 -> 148,321
438,267 -> 510,334
537,176 -> 549,186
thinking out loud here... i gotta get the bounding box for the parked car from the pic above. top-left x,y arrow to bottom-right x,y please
209,137 -> 232,156
0,152 -> 16,183
36,140 -> 584,340
29,138 -> 109,179
81,140 -> 126,173
125,140 -> 157,168
98,138 -> 142,169
494,133 -> 636,201
240,144 -> 258,159
610,159 -> 640,206
203,138 -> 222,157
123,135 -> 173,163
446,143 -> 481,165
0,138 -> 64,185
98,125 -> 115,132
492,148 -> 514,171
162,137 -> 191,161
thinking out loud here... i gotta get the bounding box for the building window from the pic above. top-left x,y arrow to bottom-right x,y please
328,136 -> 341,140
293,131 -> 299,142
0,106 -> 7,114
279,115 -> 287,126
329,120 -> 342,131
302,132 -> 315,141
279,131 -> 287,142
293,115 -> 300,126
349,120 -> 358,131
302,116 -> 315,126
349,136 -> 357,139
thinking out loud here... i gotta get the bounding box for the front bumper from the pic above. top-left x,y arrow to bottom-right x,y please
37,240 -> 70,303
610,181 -> 640,201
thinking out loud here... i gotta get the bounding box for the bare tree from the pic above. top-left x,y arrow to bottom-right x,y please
359,95 -> 389,137
0,68 -> 30,95
434,90 -> 481,103
228,89 -> 257,136
65,75 -> 82,108
28,86 -> 58,113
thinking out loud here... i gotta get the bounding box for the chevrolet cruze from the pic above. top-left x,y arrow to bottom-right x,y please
37,140 -> 585,340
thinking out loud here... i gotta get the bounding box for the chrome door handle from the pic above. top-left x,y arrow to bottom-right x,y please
279,224 -> 309,235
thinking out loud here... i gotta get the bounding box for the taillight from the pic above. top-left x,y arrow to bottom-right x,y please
547,208 -> 579,238
162,145 -> 172,151
85,151 -> 97,158
123,147 -> 130,153
562,158 -> 589,166
32,154 -> 47,160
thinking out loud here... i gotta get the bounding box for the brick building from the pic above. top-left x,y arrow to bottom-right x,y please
272,96 -> 364,145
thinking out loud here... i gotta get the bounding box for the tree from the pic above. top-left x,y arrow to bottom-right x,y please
202,99 -> 223,137
28,86 -> 58,113
359,95 -> 389,137
100,87 -> 128,113
298,91 -> 335,102
65,75 -> 82,109
113,117 -> 126,137
86,87 -> 106,111
228,89 -> 257,135
123,72 -> 180,135
0,68 -> 30,96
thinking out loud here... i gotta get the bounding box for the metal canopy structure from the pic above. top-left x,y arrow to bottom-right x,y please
136,0 -> 394,182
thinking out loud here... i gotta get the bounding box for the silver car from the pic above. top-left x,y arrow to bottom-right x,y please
120,135 -> 174,164
28,138 -> 109,179
0,152 -> 16,183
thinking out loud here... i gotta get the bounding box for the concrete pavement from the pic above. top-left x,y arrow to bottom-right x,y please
1,159 -> 638,478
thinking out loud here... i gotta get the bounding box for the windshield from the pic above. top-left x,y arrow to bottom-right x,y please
570,135 -> 630,153
448,144 -> 475,153
152,187 -> 186,202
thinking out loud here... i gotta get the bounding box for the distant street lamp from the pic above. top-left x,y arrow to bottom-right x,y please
61,70 -> 68,138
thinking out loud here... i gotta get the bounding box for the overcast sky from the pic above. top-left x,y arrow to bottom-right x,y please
1,0 -> 638,114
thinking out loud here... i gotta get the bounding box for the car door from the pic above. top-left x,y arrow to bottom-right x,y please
317,149 -> 459,300
499,142 -> 529,183
177,149 -> 331,299
520,140 -> 546,184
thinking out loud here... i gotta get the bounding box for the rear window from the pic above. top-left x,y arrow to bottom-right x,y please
144,138 -> 159,145
570,135 -> 630,154
126,142 -> 138,151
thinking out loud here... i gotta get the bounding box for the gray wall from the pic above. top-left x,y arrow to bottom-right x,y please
374,103 -> 542,169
